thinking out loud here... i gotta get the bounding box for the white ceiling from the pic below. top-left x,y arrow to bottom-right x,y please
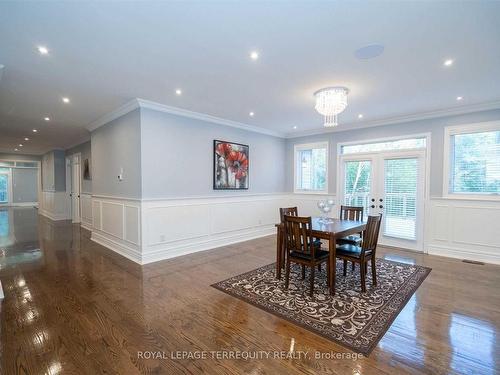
1,1 -> 500,154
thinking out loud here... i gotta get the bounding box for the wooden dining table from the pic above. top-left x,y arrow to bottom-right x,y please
275,217 -> 366,295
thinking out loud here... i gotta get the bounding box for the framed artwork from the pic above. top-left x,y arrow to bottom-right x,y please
83,158 -> 91,180
214,140 -> 249,190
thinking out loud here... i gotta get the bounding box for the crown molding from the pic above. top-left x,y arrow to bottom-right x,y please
87,98 -> 140,131
136,98 -> 284,138
86,98 -> 285,138
64,136 -> 92,152
286,100 -> 500,138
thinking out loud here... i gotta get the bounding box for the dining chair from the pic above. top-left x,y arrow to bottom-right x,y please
283,215 -> 330,296
336,214 -> 382,292
338,205 -> 364,271
278,207 -> 322,274
337,205 -> 364,246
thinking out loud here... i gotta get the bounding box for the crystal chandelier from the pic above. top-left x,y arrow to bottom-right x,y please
314,87 -> 349,127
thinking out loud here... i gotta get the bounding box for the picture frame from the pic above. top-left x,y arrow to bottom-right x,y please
213,140 -> 249,190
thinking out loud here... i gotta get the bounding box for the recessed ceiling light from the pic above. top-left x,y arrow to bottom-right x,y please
24,137 -> 29,141
293,126 -> 297,129
456,96 -> 463,101
62,97 -> 70,103
175,89 -> 182,95
358,114 -> 364,119
37,46 -> 49,55
19,144 -> 23,147
32,129 -> 38,133
443,59 -> 454,67
250,51 -> 259,60
14,148 -> 18,151
44,117 -> 50,121
249,111 -> 255,117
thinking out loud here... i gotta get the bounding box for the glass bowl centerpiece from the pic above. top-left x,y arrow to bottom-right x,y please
317,199 -> 335,222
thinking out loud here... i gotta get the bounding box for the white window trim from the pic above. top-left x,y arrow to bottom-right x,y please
294,141 -> 329,194
443,120 -> 500,200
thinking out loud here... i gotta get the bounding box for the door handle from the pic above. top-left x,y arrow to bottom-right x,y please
379,205 -> 384,209
371,205 -> 375,208
379,198 -> 383,202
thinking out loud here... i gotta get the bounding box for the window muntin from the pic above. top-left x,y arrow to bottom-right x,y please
294,143 -> 328,192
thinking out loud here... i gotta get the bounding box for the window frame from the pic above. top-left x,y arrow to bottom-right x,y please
443,121 -> 500,200
293,141 -> 329,194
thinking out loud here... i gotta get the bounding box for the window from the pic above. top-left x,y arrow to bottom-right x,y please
294,142 -> 328,193
341,137 -> 426,154
445,122 -> 500,197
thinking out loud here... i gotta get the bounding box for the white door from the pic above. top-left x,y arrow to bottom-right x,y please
340,150 -> 426,251
71,154 -> 81,223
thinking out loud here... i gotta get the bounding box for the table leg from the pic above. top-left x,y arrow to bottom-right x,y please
329,235 -> 336,295
276,226 -> 282,279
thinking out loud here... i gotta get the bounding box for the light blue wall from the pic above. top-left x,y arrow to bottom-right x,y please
140,108 -> 287,198
286,109 -> 500,197
41,150 -> 65,192
66,141 -> 92,194
91,109 -> 141,199
12,168 -> 38,203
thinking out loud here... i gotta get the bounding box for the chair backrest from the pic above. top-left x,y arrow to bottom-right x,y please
280,206 -> 298,223
340,205 -> 364,221
283,215 -> 316,258
361,214 -> 383,255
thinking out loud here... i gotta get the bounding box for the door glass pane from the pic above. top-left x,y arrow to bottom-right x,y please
0,173 -> 8,203
384,158 -> 418,240
343,160 -> 371,218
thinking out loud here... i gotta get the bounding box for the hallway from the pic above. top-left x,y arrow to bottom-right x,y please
0,207 -> 499,374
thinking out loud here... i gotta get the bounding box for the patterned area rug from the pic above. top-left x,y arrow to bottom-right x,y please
212,259 -> 431,355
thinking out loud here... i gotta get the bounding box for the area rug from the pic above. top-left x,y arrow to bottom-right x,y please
212,259 -> 431,355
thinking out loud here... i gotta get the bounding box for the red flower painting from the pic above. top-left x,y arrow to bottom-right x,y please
214,140 -> 249,189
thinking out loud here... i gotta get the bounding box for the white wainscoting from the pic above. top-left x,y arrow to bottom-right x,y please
39,191 -> 70,221
86,193 -> 500,266
90,195 -> 142,263
426,198 -> 500,264
80,193 -> 93,230
141,194 -> 292,264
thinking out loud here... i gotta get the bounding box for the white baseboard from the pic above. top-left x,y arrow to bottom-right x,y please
142,225 -> 275,264
39,208 -> 70,221
91,230 -> 142,264
3,202 -> 39,207
428,245 -> 500,265
80,221 -> 92,231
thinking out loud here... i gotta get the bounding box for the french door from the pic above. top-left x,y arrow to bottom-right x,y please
340,150 -> 426,251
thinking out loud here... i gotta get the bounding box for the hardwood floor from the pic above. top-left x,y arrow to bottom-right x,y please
0,207 -> 499,374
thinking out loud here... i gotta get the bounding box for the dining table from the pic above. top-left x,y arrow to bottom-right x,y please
275,217 -> 366,295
